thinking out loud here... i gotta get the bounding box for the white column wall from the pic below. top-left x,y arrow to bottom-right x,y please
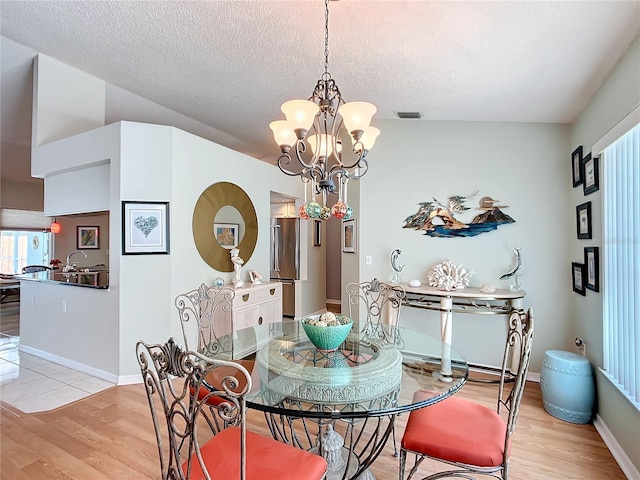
116,122 -> 174,378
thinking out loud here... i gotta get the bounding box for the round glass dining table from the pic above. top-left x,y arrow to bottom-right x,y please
210,320 -> 468,480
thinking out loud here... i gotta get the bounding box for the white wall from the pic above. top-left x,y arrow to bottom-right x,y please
19,279 -> 119,380
571,34 -> 640,475
32,55 -> 105,148
117,122 -> 174,378
358,120 -> 570,373
21,123 -> 121,379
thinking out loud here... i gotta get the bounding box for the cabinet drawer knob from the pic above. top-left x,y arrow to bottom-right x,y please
270,288 -> 276,295
242,294 -> 250,302
258,316 -> 263,325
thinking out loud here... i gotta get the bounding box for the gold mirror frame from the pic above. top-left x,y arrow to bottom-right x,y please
192,182 -> 258,272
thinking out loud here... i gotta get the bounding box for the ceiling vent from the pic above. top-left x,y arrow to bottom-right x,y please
396,112 -> 422,119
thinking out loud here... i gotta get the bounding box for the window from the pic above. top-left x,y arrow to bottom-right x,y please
602,122 -> 639,408
0,231 -> 51,274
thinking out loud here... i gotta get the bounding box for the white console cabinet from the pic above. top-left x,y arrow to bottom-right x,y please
231,281 -> 282,358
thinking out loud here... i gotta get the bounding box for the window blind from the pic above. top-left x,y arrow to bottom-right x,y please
602,123 -> 640,408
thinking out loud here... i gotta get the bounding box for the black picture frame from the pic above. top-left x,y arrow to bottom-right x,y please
572,262 -> 586,296
576,201 -> 592,239
313,220 -> 322,247
584,246 -> 599,292
572,145 -> 583,187
342,219 -> 356,253
122,201 -> 170,255
582,154 -> 599,195
77,226 -> 99,250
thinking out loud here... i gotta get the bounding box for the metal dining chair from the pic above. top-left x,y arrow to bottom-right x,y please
175,283 -> 236,355
346,277 -> 406,346
175,284 -> 257,404
399,308 -> 535,480
136,338 -> 328,480
22,265 -> 52,273
346,277 -> 406,457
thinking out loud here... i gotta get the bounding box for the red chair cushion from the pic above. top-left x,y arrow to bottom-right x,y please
183,426 -> 328,480
192,359 -> 257,406
401,390 -> 509,468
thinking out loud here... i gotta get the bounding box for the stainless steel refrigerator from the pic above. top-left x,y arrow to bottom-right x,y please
270,217 -> 300,317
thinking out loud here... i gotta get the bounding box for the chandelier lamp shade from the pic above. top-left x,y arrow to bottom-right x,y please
270,0 -> 379,221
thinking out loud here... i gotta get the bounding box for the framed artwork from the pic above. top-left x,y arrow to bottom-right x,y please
77,226 -> 99,249
122,201 -> 170,255
576,201 -> 592,239
582,154 -> 599,195
313,220 -> 322,247
342,219 -> 356,253
572,262 -> 586,296
214,223 -> 239,249
249,270 -> 262,284
584,246 -> 599,292
572,145 -> 583,187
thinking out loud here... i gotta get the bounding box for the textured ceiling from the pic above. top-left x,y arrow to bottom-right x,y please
1,0 -> 640,169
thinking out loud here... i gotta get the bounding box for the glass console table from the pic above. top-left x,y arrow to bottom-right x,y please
210,320 -> 468,480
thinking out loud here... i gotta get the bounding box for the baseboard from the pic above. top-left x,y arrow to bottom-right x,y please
467,361 -> 540,383
326,299 -> 340,306
527,371 -> 540,382
594,414 -> 640,479
18,344 -> 119,384
118,374 -> 142,385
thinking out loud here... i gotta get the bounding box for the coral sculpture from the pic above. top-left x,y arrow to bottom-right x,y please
428,260 -> 473,291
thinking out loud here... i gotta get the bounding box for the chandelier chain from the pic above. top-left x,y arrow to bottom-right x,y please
324,0 -> 330,76
270,0 -> 378,221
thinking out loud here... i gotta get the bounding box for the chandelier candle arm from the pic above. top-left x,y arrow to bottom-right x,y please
270,0 -> 378,221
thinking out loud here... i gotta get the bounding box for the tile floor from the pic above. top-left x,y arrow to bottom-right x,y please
0,333 -> 115,413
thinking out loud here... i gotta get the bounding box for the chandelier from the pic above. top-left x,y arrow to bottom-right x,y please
270,0 -> 379,221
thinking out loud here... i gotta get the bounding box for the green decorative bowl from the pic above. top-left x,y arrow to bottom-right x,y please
302,314 -> 353,352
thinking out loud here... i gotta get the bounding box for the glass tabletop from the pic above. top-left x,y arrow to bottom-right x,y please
209,320 -> 468,420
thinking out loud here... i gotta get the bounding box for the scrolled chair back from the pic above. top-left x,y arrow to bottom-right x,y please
346,278 -> 406,346
175,284 -> 235,357
136,338 -> 252,480
500,308 -> 535,438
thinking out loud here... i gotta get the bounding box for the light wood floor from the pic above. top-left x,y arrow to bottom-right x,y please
0,375 -> 625,479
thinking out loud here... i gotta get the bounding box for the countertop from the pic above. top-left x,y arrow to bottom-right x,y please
17,270 -> 109,289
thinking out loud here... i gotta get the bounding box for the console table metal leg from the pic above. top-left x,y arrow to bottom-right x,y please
434,296 -> 453,383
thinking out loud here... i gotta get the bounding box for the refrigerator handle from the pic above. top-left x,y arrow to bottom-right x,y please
272,224 -> 281,272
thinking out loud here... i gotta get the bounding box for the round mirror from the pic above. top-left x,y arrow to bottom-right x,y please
192,182 -> 258,272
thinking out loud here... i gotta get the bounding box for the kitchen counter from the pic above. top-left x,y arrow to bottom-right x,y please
17,270 -> 109,289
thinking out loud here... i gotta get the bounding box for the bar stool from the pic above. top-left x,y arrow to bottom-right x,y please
540,350 -> 595,424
